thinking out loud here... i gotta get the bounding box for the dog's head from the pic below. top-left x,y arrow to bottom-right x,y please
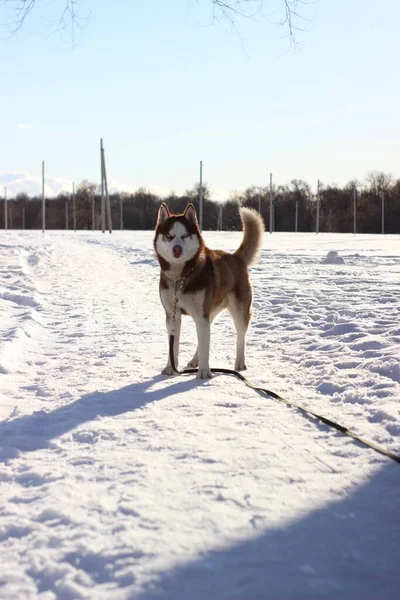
154,203 -> 202,268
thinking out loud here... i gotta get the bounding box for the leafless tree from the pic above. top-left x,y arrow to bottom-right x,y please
210,1 -> 309,41
0,0 -> 88,38
1,1 -> 310,44
365,171 -> 393,195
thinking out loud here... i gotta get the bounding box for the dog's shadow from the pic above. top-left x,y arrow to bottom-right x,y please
0,375 -> 203,459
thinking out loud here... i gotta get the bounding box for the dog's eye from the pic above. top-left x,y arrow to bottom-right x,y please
165,233 -> 174,241
181,234 -> 189,239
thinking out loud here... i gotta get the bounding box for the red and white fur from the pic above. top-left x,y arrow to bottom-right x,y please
154,203 -> 264,378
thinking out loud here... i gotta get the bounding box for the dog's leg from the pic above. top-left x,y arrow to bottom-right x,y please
228,297 -> 251,371
194,316 -> 212,379
187,308 -> 220,369
161,310 -> 181,375
233,317 -> 248,371
187,347 -> 199,368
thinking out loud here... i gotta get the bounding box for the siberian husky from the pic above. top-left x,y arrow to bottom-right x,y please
154,203 -> 264,378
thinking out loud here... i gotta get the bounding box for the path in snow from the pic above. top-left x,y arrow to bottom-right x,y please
0,231 -> 399,600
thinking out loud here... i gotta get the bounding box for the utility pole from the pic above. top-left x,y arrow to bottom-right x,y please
4,186 -> 7,231
353,186 -> 357,234
269,173 -> 273,234
65,195 -> 69,230
42,161 -> 45,233
217,203 -> 223,231
73,182 -> 76,232
100,139 -> 112,233
101,138 -> 105,233
199,160 -> 203,231
316,179 -> 320,234
101,145 -> 112,233
22,196 -> 25,230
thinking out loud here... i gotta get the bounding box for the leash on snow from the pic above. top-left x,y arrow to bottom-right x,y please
168,275 -> 400,465
168,334 -> 400,465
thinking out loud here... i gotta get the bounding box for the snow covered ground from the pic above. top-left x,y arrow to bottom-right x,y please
1,229 -> 399,600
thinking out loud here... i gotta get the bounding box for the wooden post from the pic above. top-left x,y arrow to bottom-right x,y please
73,182 -> 76,232
199,160 -> 203,232
4,186 -> 7,231
353,186 -> 357,234
380,191 -> 385,234
101,148 -> 112,233
217,204 -> 223,231
42,161 -> 45,233
269,173 -> 273,234
101,139 -> 105,233
316,179 -> 320,234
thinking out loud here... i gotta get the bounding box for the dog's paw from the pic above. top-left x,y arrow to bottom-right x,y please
234,361 -> 247,371
186,357 -> 199,368
161,365 -> 175,376
196,368 -> 213,379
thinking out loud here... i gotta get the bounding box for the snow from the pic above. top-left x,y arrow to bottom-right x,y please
0,230 -> 399,600
321,250 -> 345,264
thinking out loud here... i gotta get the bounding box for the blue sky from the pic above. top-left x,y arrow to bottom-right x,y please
1,0 -> 399,198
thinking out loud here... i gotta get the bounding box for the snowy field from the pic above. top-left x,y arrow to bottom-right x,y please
1,229 -> 400,600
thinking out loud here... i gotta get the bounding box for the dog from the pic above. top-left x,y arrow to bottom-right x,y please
154,203 -> 264,378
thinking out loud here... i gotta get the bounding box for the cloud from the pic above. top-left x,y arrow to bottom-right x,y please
17,124 -> 32,129
0,172 -> 230,202
0,171 -> 71,198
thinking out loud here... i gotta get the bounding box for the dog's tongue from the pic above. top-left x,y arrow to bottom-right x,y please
173,245 -> 182,258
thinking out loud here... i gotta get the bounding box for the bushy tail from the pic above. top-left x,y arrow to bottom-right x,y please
234,207 -> 265,266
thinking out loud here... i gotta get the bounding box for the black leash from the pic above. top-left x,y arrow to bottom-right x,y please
169,334 -> 400,465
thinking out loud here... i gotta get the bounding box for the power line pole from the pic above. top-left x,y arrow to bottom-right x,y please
217,203 -> 223,231
4,186 -> 7,231
101,138 -> 105,233
100,139 -> 112,233
316,179 -> 320,234
42,160 -> 45,233
92,193 -> 95,231
353,186 -> 357,234
380,191 -> 385,234
101,145 -> 112,234
22,197 -> 25,230
73,182 -> 76,232
269,173 -> 273,234
199,160 -> 203,231
65,195 -> 69,230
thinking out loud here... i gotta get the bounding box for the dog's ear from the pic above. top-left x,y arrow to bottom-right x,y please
183,203 -> 198,223
157,203 -> 170,226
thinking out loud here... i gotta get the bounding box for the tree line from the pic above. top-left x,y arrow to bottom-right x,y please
1,172 -> 399,233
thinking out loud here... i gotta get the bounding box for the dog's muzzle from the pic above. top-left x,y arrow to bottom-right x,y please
173,245 -> 183,258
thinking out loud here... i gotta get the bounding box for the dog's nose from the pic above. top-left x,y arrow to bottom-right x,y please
173,245 -> 183,258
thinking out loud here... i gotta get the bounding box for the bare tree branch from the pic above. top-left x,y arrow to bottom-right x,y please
209,1 -> 313,47
0,1 -> 311,45
0,0 -> 89,40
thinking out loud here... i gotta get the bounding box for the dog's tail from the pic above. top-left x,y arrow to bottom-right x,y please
234,207 -> 265,266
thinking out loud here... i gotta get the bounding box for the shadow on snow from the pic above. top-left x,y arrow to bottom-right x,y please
129,462 -> 400,600
0,375 -> 202,457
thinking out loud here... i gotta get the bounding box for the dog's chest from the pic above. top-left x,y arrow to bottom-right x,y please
160,284 -> 205,318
